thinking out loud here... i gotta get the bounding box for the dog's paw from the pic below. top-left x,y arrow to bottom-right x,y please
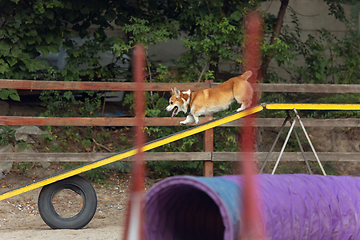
180,120 -> 187,125
236,106 -> 245,112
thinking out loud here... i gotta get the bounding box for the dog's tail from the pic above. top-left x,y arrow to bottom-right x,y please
242,70 -> 252,81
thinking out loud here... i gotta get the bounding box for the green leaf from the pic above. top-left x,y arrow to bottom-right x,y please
0,60 -> 10,74
53,36 -> 63,46
27,37 -> 36,45
64,91 -> 73,100
0,89 -> 10,100
46,10 -> 54,20
0,40 -> 9,51
22,58 -> 36,71
6,57 -> 17,67
80,7 -> 89,14
28,29 -> 37,37
104,10 -> 116,22
47,45 -> 60,53
37,46 -> 49,57
9,92 -> 20,101
45,34 -> 54,44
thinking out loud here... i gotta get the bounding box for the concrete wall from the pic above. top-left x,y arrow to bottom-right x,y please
261,0 -> 354,81
262,0 -> 351,36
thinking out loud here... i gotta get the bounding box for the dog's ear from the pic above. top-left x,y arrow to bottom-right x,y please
173,87 -> 180,97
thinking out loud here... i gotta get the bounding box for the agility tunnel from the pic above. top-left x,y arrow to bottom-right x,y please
144,174 -> 360,240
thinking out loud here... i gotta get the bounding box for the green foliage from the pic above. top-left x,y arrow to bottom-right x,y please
260,4 -> 360,122
172,1 -> 259,80
178,15 -> 245,77
13,162 -> 33,175
39,90 -> 102,117
0,126 -> 16,146
0,126 -> 32,150
85,167 -> 109,185
81,139 -> 91,148
270,4 -> 360,85
0,89 -> 20,101
0,0 -> 68,80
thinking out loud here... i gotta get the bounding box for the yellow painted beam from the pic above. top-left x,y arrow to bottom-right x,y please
0,105 -> 264,201
265,103 -> 360,111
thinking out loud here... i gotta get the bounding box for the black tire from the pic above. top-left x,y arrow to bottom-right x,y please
38,175 -> 97,229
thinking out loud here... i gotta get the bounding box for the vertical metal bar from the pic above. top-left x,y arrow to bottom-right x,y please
294,109 -> 327,176
271,117 -> 297,175
259,116 -> 290,173
123,44 -> 146,240
292,124 -> 313,174
240,12 -> 265,240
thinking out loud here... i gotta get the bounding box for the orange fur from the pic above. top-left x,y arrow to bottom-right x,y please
165,71 -> 254,124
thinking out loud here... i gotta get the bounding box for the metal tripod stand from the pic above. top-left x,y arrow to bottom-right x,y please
259,108 -> 326,175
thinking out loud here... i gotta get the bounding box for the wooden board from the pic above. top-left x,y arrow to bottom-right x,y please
0,152 -> 358,162
4,79 -> 360,93
213,152 -> 360,162
0,80 -> 210,91
1,116 -> 360,127
0,116 -> 212,126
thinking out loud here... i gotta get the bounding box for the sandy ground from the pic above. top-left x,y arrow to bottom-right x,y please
0,172 -> 137,240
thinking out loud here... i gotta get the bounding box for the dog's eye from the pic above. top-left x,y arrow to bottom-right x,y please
170,101 -> 173,105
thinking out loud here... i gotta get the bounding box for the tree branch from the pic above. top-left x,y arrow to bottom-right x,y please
260,0 -> 289,80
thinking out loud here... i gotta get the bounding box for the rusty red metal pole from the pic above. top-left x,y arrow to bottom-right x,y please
239,12 -> 265,240
123,44 -> 146,240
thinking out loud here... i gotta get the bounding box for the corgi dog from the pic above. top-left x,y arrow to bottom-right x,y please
165,71 -> 254,125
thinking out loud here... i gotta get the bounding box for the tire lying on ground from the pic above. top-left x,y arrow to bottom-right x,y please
38,175 -> 97,229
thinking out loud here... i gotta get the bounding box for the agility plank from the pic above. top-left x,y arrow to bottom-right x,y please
265,103 -> 360,111
0,105 -> 263,201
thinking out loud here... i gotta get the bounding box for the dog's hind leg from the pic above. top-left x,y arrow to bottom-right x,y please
180,115 -> 195,125
234,83 -> 253,112
236,99 -> 252,112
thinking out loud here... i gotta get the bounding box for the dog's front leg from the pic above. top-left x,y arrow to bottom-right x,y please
193,114 -> 200,124
180,115 -> 195,125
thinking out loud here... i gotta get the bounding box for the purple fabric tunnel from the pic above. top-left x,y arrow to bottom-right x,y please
144,174 -> 360,240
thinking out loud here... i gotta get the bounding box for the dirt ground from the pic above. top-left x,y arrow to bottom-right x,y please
0,171 -> 138,240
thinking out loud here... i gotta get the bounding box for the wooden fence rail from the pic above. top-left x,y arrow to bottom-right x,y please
1,79 -> 360,176
3,78 -> 360,93
0,152 -> 358,162
1,116 -> 360,127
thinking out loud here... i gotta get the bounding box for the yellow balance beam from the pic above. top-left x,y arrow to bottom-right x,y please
265,103 -> 360,111
0,105 -> 264,201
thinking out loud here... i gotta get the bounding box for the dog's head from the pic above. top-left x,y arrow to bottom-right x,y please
165,87 -> 191,117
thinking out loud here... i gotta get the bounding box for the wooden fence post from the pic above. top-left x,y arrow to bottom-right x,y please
203,80 -> 214,177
